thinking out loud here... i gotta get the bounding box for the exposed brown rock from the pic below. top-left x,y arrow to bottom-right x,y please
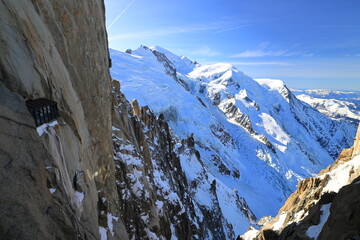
241,123 -> 360,240
352,124 -> 360,158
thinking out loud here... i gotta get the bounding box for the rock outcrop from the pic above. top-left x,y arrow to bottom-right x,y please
111,83 -> 197,239
0,2 -> 254,239
1,1 -> 358,239
0,1 -> 122,239
110,46 -> 356,224
111,81 -> 256,239
240,124 -> 360,240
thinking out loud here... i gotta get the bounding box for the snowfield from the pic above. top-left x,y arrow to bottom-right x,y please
109,46 -> 356,236
291,88 -> 360,122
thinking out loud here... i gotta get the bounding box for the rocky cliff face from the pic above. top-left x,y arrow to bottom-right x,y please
0,1 -> 254,239
109,46 -> 356,226
0,1 -> 121,239
111,81 -> 255,239
240,124 -> 360,240
1,1 -> 357,239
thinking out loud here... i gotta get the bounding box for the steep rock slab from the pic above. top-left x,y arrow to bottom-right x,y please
111,82 -> 255,239
0,1 -> 122,239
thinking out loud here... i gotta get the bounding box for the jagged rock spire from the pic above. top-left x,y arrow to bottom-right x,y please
352,122 -> 360,157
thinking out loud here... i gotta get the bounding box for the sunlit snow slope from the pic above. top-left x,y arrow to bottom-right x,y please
291,88 -> 360,122
109,46 -> 355,224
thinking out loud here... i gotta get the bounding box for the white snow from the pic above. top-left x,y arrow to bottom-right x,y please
272,212 -> 287,231
155,200 -> 164,209
170,224 -> 178,240
75,191 -> 85,203
49,188 -> 56,194
240,227 -> 259,240
36,120 -> 59,136
99,227 -> 107,240
258,112 -> 290,146
255,79 -> 286,92
107,213 -> 119,236
126,168 -> 144,198
297,94 -> 360,121
292,89 -> 360,121
306,203 -> 331,239
109,46 -> 356,237
321,155 -> 360,193
294,209 -> 306,223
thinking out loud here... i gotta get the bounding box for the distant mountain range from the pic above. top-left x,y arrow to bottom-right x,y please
291,88 -> 360,123
109,46 -> 356,237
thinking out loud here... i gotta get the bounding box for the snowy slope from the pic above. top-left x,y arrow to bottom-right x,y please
291,88 -> 360,122
241,146 -> 360,239
109,46 -> 356,235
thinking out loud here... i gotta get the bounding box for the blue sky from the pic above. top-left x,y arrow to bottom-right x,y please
105,0 -> 360,90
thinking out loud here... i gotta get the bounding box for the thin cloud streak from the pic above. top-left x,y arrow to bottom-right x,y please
109,23 -> 222,40
230,43 -> 297,58
231,49 -> 291,58
191,46 -> 221,57
317,25 -> 360,28
231,61 -> 293,66
107,0 -> 137,30
215,24 -> 253,33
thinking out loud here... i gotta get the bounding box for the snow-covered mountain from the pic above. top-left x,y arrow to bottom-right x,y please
3,1 -> 357,238
291,88 -> 360,122
109,46 -> 356,236
241,128 -> 360,239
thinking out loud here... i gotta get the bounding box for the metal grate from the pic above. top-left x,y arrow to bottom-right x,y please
25,98 -> 59,126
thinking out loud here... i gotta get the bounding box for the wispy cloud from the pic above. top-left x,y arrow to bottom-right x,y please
109,23 -> 220,40
231,49 -> 291,58
231,61 -> 293,66
302,53 -> 315,57
356,53 -> 360,57
317,25 -> 360,28
215,24 -> 253,34
230,43 -> 313,58
191,46 -> 221,57
109,19 -> 255,40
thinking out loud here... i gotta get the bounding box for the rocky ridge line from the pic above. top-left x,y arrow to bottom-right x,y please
111,80 -> 256,239
240,124 -> 360,240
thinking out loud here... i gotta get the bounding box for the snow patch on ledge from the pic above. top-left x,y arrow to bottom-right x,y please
240,227 -> 259,240
75,191 -> 85,203
306,203 -> 331,239
99,226 -> 107,240
107,213 -> 119,236
273,212 -> 287,231
321,155 -> 360,193
36,120 -> 59,136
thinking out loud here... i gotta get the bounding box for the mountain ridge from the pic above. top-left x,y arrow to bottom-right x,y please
241,124 -> 360,239
109,45 -> 356,235
1,1 -> 358,239
291,88 -> 360,123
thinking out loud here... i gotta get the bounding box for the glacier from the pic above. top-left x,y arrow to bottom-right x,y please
109,45 -> 356,236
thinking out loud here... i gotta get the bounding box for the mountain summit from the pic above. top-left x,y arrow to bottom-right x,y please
110,46 -> 356,234
1,1 -> 358,239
